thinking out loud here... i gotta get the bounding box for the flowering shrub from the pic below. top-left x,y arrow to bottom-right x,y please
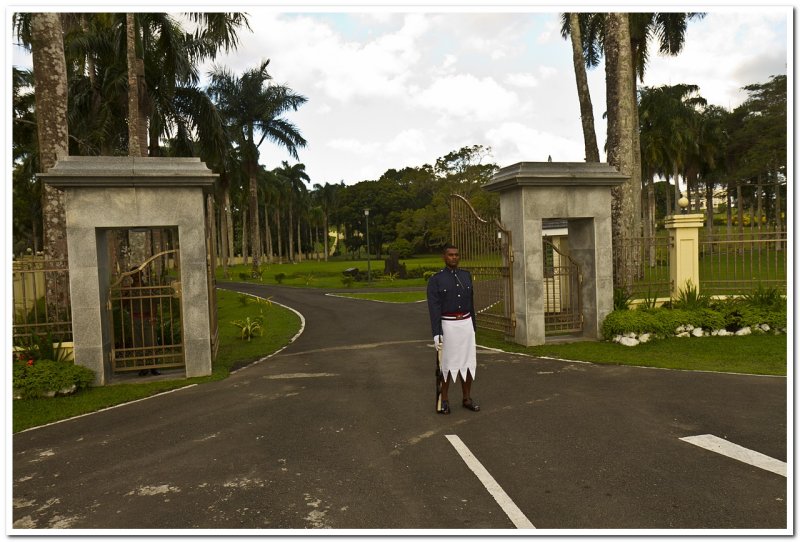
13,355 -> 95,399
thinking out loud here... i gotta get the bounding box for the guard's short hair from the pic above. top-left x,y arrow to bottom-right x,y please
442,243 -> 458,253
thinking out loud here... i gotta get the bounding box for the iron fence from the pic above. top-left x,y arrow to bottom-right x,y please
699,230 -> 787,295
613,235 -> 672,300
12,257 -> 72,344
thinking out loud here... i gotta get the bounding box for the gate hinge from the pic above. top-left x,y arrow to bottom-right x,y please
509,249 -> 514,263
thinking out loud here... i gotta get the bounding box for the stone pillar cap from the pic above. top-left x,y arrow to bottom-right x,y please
486,161 -> 627,192
664,213 -> 705,228
38,156 -> 218,188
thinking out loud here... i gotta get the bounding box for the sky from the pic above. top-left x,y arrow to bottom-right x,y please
8,4 -> 791,188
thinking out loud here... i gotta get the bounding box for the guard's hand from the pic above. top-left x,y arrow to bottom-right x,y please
433,335 -> 443,352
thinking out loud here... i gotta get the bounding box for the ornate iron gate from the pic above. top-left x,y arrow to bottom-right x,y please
107,249 -> 184,374
450,194 -> 515,335
543,238 -> 583,335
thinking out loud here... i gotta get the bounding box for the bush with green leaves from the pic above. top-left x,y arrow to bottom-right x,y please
13,359 -> 95,399
671,280 -> 711,310
231,316 -> 263,341
15,332 -> 71,363
406,266 -> 441,280
716,302 -> 786,331
386,239 -> 414,259
613,288 -> 632,311
274,272 -> 287,284
601,309 -> 658,338
601,284 -> 786,339
739,283 -> 785,310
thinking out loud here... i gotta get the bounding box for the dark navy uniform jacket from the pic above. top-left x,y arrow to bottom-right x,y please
426,267 -> 476,337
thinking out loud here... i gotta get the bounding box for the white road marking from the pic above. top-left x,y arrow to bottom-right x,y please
680,434 -> 787,477
445,435 -> 535,529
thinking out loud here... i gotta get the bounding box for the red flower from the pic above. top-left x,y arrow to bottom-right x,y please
27,359 -> 34,366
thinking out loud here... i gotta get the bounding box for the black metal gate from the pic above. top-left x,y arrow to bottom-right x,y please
543,238 -> 583,335
450,194 -> 515,335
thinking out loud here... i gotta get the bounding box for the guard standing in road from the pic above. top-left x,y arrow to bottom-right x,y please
426,243 -> 480,414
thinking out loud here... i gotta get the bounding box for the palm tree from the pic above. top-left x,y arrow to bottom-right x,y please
13,68 -> 42,254
312,182 -> 340,261
560,13 -> 600,162
604,13 -> 638,288
126,13 -> 143,156
561,12 -> 704,237
639,84 -> 705,227
208,60 -> 307,274
25,12 -> 70,315
274,161 -> 311,262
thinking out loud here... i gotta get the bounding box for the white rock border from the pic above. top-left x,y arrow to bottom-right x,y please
611,323 -> 784,346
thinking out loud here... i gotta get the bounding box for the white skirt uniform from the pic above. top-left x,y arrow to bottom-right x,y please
441,317 -> 477,382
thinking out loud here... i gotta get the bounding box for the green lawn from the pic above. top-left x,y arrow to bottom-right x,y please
477,329 -> 787,376
12,289 -> 300,433
216,256 -> 443,289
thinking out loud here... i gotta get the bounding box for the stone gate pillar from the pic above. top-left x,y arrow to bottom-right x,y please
484,162 -> 626,346
40,157 -> 218,385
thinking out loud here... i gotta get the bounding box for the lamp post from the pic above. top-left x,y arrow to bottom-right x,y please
364,208 -> 371,283
678,193 -> 689,215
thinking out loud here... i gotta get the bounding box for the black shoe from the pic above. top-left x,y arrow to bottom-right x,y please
150,369 -> 161,375
438,400 -> 451,415
462,399 -> 480,412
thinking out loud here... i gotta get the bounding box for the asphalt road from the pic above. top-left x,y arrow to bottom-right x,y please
12,282 -> 788,532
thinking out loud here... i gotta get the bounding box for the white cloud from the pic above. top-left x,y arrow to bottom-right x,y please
204,12 -> 430,103
414,74 -> 521,122
386,129 -> 427,155
641,11 -> 788,109
537,19 -> 562,44
326,138 -> 380,156
486,122 -> 585,164
506,72 -> 539,88
442,54 -> 458,71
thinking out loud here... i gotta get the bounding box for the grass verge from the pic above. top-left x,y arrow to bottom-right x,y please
12,289 -> 300,433
215,257 -> 441,289
477,329 -> 787,376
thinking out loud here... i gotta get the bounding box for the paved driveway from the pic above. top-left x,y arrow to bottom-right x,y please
12,282 -> 788,532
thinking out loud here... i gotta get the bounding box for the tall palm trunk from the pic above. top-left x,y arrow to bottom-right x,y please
297,220 -> 303,261
275,207 -> 283,262
725,185 -> 733,236
241,206 -> 248,265
31,12 -> 70,317
323,215 -> 330,261
248,170 -> 260,273
736,181 -> 745,237
126,14 -> 141,157
568,13 -> 600,162
604,13 -> 636,289
224,189 -> 234,268
756,174 -> 763,231
264,202 -> 273,264
288,206 -> 295,263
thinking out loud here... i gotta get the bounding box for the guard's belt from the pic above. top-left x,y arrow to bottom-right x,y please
441,312 -> 471,320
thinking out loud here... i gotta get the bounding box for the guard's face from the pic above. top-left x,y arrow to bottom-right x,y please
443,248 -> 460,268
